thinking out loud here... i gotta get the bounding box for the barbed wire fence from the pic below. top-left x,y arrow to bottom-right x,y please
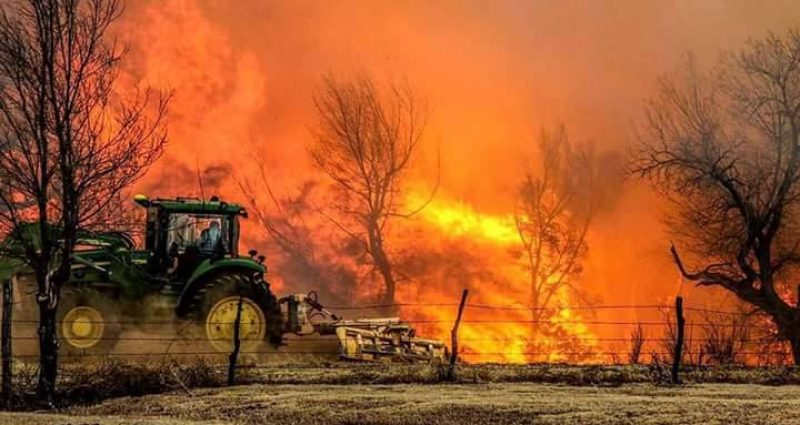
0,285 -> 796,400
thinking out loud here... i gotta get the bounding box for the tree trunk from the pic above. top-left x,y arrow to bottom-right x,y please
530,281 -> 541,338
375,250 -> 396,307
790,337 -> 800,365
368,225 -> 396,308
794,288 -> 800,365
36,301 -> 58,405
770,313 -> 800,365
785,324 -> 800,365
2,279 -> 12,408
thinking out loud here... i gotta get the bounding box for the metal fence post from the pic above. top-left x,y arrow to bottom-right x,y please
671,296 -> 685,385
227,296 -> 244,386
447,289 -> 469,381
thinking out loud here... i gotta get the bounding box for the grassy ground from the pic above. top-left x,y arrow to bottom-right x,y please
4,382 -> 800,424
4,363 -> 800,424
6,361 -> 800,407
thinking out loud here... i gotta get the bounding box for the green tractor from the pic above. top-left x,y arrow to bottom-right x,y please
3,194 -> 447,362
5,195 -> 284,355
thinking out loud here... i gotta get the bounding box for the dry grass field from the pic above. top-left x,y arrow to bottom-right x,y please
3,363 -> 800,424
3,382 -> 800,425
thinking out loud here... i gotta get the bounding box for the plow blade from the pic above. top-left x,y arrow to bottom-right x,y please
282,294 -> 447,363
318,318 -> 446,362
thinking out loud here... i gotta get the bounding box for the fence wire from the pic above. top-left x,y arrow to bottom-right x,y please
1,301 -> 794,367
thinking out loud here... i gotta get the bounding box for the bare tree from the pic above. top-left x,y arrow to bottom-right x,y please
308,74 -> 429,306
632,29 -> 800,364
0,0 -> 168,401
515,126 -> 599,330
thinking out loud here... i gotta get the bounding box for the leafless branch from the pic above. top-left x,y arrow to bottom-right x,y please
634,29 -> 800,364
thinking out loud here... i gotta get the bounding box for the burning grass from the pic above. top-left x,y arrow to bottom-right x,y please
396,191 -> 601,364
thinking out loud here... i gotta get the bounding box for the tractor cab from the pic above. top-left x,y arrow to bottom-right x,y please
133,195 -> 247,281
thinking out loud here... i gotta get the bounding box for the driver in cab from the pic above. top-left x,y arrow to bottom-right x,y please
200,221 -> 222,253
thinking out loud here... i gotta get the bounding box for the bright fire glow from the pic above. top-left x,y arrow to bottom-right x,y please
119,0 -> 783,364
407,193 -> 521,246
399,190 -> 599,363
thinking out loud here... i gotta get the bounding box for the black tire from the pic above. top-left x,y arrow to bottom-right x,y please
186,272 -> 283,353
57,287 -> 122,357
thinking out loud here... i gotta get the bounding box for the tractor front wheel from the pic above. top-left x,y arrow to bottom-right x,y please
57,288 -> 122,357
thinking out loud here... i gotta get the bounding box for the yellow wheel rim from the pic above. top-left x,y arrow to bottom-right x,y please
205,296 -> 266,352
62,306 -> 105,349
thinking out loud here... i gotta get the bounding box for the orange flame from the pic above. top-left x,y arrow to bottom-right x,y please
398,190 -> 599,363
115,0 -> 788,365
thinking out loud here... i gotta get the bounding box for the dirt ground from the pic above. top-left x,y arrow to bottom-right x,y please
3,382 -> 800,425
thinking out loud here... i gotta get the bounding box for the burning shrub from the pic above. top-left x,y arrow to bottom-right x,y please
698,312 -> 751,365
659,311 -> 683,366
628,323 -> 645,365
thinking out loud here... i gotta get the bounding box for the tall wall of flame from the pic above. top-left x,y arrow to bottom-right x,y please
116,0 -> 800,360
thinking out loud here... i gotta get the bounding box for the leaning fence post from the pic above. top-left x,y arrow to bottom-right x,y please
227,296 -> 244,386
671,296 -> 685,385
2,279 -> 12,407
447,289 -> 469,381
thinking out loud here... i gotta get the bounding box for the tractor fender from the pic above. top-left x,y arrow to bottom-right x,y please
175,258 -> 266,316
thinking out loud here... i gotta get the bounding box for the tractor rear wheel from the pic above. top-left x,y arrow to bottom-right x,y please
57,288 -> 122,357
188,272 -> 282,353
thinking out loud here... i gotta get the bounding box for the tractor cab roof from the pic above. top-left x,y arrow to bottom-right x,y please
133,195 -> 247,216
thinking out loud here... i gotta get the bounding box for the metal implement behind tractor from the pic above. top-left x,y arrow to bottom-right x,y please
283,294 -> 446,362
3,195 -> 445,363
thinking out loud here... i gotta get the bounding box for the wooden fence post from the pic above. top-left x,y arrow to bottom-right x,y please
671,296 -> 685,385
447,289 -> 469,381
2,279 -> 12,407
227,296 -> 244,386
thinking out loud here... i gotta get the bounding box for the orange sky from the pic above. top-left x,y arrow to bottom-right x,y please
118,0 -> 800,326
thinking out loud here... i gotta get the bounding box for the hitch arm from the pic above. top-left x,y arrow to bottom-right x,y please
72,254 -> 110,274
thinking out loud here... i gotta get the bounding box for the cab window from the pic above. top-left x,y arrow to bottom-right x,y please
166,214 -> 230,254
